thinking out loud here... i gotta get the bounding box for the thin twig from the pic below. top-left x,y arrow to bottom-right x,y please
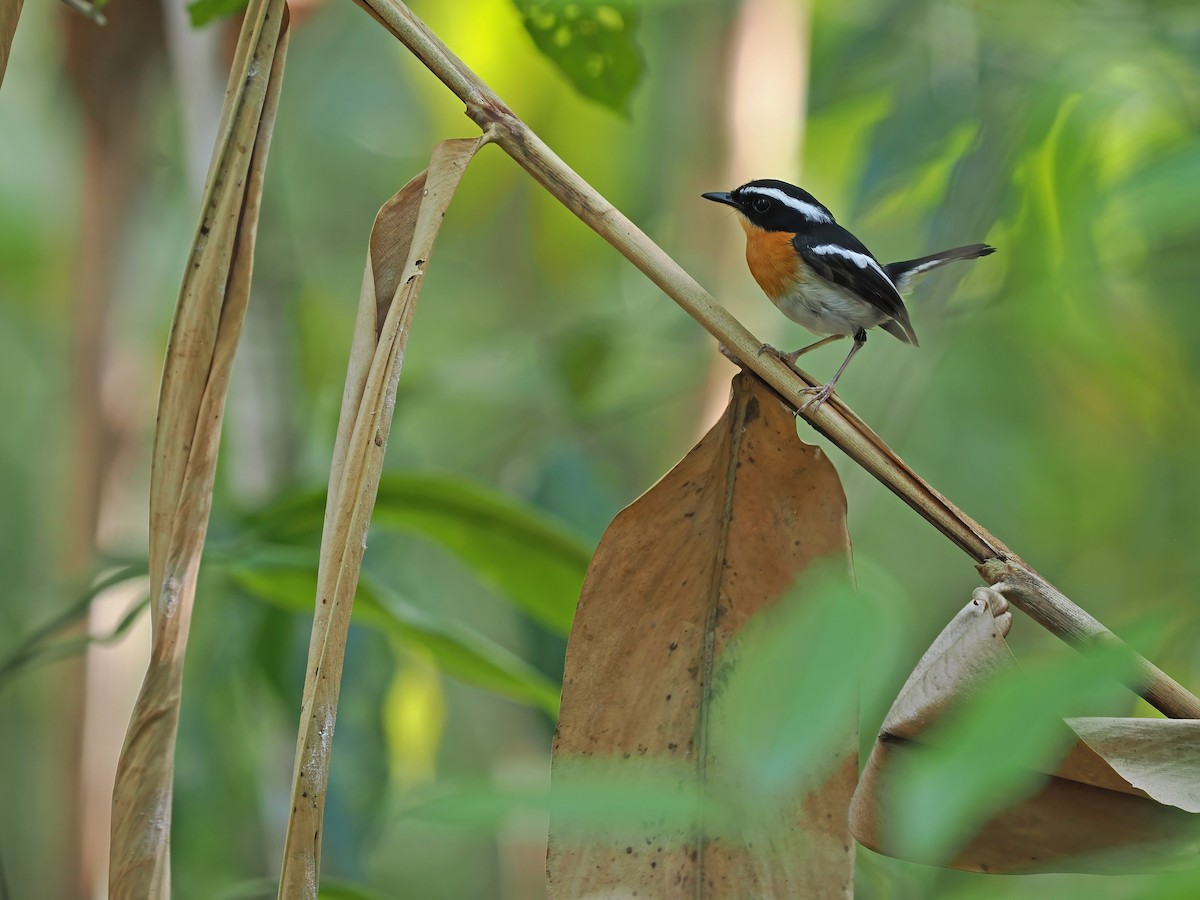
350,0 -> 1200,720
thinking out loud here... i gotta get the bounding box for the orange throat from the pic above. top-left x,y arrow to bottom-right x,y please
739,218 -> 801,303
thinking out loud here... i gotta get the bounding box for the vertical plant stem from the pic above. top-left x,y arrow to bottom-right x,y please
278,136 -> 483,899
108,3 -> 288,897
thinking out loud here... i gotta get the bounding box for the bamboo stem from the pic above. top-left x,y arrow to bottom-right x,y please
351,0 -> 1200,721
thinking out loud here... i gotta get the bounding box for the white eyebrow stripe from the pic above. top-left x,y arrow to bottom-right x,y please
740,186 -> 833,224
810,243 -> 894,285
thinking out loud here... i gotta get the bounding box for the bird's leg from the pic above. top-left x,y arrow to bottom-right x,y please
798,329 -> 867,414
758,333 -> 845,368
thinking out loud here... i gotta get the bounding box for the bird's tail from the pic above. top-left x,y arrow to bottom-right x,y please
885,243 -> 995,295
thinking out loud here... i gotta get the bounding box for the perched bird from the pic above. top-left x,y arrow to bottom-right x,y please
703,179 -> 994,412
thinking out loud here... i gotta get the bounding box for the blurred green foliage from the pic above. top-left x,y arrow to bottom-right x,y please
512,1 -> 644,114
3,0 -> 1200,897
187,0 -> 248,28
189,0 -> 646,117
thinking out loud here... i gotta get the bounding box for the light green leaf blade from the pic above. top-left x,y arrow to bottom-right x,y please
227,553 -> 561,715
371,474 -> 589,634
248,473 -> 591,635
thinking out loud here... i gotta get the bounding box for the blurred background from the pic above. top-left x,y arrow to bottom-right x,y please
3,0 -> 1200,897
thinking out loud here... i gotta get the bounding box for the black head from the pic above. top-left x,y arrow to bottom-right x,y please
702,179 -> 835,232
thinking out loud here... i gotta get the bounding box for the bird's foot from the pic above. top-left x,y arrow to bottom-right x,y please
797,382 -> 836,415
758,343 -> 803,368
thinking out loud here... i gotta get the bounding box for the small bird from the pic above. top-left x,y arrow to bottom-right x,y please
703,179 -> 994,412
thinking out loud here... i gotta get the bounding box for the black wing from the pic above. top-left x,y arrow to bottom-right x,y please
793,226 -> 918,345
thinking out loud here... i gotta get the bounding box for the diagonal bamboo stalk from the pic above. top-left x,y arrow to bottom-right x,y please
351,0 -> 1200,721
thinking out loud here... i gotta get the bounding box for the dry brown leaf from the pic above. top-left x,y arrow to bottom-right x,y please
277,135 -> 484,900
850,588 -> 1200,874
1067,718 -> 1200,814
0,0 -> 21,87
107,3 -> 288,897
548,371 -> 856,899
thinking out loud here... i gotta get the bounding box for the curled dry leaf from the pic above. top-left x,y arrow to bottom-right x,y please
277,135 -> 484,900
108,2 -> 288,897
549,372 -> 856,899
850,587 -> 1200,873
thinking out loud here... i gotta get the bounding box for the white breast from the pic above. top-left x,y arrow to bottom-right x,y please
775,278 -> 889,337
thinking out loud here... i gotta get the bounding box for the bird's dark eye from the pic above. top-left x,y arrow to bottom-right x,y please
752,197 -> 772,214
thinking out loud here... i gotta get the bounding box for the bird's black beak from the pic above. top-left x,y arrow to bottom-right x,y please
702,191 -> 739,209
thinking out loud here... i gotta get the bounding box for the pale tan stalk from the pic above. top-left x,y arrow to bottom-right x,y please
352,0 -> 1200,720
108,3 -> 289,897
278,136 -> 484,900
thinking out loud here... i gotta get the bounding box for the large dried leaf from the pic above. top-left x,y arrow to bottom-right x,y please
548,371 -> 856,899
108,3 -> 288,897
277,136 -> 484,900
851,588 -> 1200,873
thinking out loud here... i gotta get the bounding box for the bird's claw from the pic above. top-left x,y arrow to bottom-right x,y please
797,383 -> 836,415
759,343 -> 801,368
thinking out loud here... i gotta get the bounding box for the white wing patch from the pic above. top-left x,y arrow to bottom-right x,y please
810,243 -> 894,285
740,186 -> 833,224
890,258 -> 943,294
905,258 -> 945,277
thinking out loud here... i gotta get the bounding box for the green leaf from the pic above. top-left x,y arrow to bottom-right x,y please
187,0 -> 249,28
371,475 -> 589,634
226,552 -> 562,715
511,1 -> 644,115
248,473 -> 592,635
215,878 -> 392,900
318,880 -> 396,900
0,563 -> 149,689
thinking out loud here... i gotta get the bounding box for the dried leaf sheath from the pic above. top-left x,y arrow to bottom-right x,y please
278,137 -> 483,900
549,372 -> 855,899
108,3 -> 289,898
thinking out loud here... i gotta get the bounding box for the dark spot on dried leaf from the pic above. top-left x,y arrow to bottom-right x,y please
743,394 -> 761,423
